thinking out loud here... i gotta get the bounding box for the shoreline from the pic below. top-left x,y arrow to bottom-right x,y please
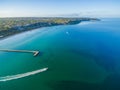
0,17 -> 100,40
0,25 -> 56,41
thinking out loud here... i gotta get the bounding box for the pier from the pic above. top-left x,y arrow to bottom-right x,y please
0,49 -> 39,56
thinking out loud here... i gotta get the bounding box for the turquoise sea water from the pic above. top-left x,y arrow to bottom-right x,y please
0,18 -> 120,90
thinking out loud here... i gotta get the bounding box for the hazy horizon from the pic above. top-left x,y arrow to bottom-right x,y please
0,0 -> 120,18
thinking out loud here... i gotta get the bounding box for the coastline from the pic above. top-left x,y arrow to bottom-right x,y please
0,17 -> 100,40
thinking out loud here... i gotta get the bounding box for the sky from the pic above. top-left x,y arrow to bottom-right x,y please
0,0 -> 120,17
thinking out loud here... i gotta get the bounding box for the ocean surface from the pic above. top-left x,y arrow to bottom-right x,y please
0,18 -> 120,90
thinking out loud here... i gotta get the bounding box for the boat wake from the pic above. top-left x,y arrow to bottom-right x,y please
0,68 -> 48,82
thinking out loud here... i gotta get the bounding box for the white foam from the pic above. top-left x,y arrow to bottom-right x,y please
0,68 -> 48,82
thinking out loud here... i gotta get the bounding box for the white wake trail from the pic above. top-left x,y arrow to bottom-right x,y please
0,68 -> 48,82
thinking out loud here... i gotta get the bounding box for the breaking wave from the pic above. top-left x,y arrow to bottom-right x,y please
0,68 -> 48,82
